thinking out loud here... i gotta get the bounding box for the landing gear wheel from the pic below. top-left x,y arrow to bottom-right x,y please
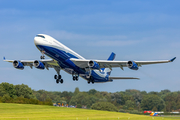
60,79 -> 63,84
88,81 -> 90,84
54,75 -> 57,79
58,75 -> 61,79
75,76 -> 78,81
73,76 -> 76,81
92,80 -> 94,84
40,56 -> 45,59
56,79 -> 59,84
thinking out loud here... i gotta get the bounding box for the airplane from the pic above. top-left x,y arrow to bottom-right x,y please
4,34 -> 176,84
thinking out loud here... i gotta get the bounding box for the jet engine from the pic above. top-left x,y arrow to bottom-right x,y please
127,61 -> 138,70
13,60 -> 24,70
33,60 -> 45,69
88,60 -> 100,70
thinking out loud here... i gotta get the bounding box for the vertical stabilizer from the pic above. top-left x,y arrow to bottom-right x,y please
107,52 -> 116,61
101,52 -> 116,75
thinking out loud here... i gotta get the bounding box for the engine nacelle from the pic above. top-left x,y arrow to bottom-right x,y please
33,60 -> 45,70
88,60 -> 100,70
127,61 -> 138,70
13,60 -> 24,70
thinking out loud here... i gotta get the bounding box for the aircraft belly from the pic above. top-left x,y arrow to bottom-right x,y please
36,45 -> 111,83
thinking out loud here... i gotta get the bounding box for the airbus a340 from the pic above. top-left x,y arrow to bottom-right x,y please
4,34 -> 176,84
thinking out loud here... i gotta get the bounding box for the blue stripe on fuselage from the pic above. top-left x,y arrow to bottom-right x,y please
36,45 -> 111,83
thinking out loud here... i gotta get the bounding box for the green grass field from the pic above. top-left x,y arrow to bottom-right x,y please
0,103 -> 179,120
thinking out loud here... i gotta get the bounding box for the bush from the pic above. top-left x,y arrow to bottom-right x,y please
87,104 -> 91,109
119,109 -> 125,112
91,102 -> 118,112
76,104 -> 82,108
129,110 -> 139,114
1,94 -> 11,103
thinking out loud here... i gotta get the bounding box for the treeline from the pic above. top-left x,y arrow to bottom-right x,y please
0,82 -> 52,105
33,87 -> 180,112
1,82 -> 180,113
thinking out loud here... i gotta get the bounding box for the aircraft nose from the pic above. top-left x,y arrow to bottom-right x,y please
34,36 -> 41,45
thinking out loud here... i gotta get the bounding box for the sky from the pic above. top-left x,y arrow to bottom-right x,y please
0,0 -> 180,93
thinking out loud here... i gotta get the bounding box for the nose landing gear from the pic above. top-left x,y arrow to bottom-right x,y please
40,56 -> 45,59
40,51 -> 45,59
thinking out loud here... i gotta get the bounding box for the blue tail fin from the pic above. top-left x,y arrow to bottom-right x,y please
107,52 -> 116,61
101,52 -> 116,75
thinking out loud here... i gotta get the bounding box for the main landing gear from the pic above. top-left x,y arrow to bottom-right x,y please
88,76 -> 94,84
54,75 -> 63,84
72,74 -> 79,81
54,67 -> 63,84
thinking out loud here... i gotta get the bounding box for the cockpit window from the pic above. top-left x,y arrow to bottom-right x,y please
36,35 -> 45,38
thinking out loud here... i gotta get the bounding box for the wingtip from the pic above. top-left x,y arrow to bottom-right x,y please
170,57 -> 176,62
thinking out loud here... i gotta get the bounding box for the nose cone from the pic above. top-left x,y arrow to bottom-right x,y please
34,35 -> 44,46
34,37 -> 39,46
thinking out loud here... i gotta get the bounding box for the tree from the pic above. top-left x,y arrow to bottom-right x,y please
91,102 -> 118,112
111,92 -> 123,105
133,92 -> 142,106
15,84 -> 35,99
99,92 -> 111,102
88,89 -> 97,95
152,106 -> 157,111
125,100 -> 135,109
1,94 -> 11,103
54,96 -> 61,103
74,87 -> 79,96
76,104 -> 82,108
0,82 -> 16,98
0,85 -> 6,97
69,92 -> 88,105
160,89 -> 171,95
141,95 -> 165,111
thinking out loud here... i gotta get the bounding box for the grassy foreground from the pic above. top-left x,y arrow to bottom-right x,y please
0,103 -> 179,120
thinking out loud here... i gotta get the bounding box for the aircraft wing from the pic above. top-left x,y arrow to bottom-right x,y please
70,57 -> 176,70
4,59 -> 59,69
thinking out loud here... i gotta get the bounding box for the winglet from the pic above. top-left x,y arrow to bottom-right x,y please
3,57 -> 5,60
170,57 -> 176,62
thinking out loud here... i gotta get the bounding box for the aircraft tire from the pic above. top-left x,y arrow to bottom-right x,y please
54,75 -> 57,79
73,76 -> 76,81
75,76 -> 78,81
88,81 -> 90,84
40,56 -> 45,59
92,79 -> 94,84
56,79 -> 59,84
60,79 -> 63,84
58,75 -> 61,79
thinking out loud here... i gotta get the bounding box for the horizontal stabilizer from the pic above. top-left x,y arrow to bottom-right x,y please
170,57 -> 176,62
109,77 -> 139,80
